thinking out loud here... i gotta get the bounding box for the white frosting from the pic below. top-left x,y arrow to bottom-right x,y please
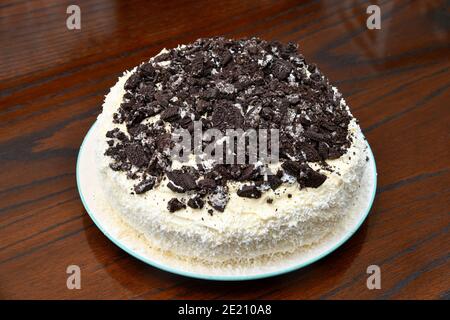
94,59 -> 368,264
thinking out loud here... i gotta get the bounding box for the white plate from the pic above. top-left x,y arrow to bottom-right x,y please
77,121 -> 377,281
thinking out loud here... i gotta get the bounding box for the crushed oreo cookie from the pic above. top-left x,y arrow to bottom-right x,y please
167,198 -> 186,212
187,196 -> 205,209
267,171 -> 283,190
237,185 -> 262,199
166,169 -> 198,193
104,37 -> 353,212
134,177 -> 156,194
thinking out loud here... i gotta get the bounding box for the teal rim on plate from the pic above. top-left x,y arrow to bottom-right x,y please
76,121 -> 377,281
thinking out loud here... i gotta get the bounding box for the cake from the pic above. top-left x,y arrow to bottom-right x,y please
94,37 -> 369,264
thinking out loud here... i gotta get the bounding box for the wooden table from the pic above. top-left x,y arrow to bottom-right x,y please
1,0 -> 449,300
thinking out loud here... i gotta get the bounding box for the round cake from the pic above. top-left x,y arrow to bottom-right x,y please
95,37 -> 369,264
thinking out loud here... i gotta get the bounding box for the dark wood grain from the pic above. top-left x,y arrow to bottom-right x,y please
0,0 -> 449,300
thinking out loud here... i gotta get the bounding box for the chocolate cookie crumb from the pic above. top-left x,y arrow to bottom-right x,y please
267,174 -> 283,190
167,198 -> 186,212
134,177 -> 156,194
237,185 -> 262,198
298,165 -> 327,188
187,196 -> 205,209
166,170 -> 197,193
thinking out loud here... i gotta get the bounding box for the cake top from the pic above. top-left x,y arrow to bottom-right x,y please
103,37 -> 352,212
